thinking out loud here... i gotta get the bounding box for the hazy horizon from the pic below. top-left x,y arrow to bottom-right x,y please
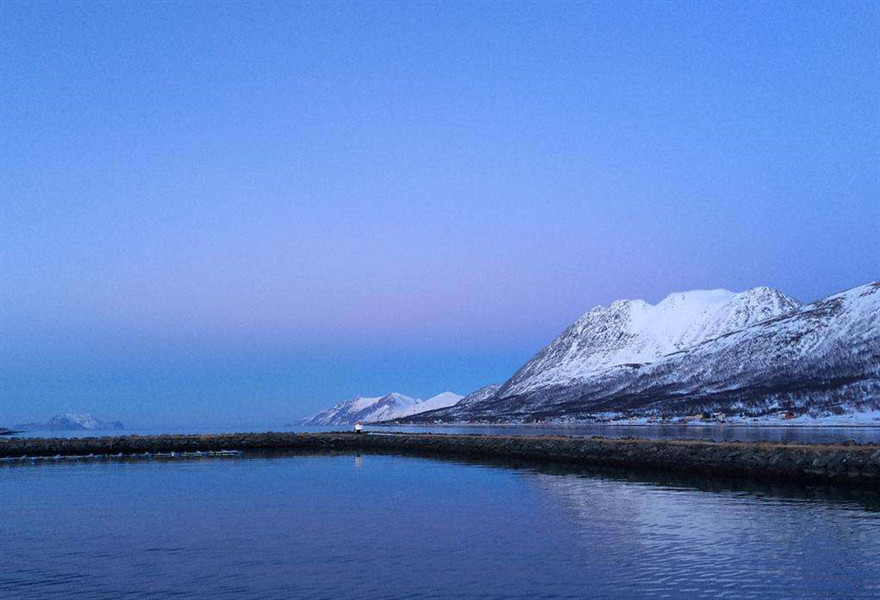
1,2 -> 878,427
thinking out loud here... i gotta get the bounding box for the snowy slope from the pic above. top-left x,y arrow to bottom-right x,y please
302,391 -> 463,425
499,286 -> 800,397
393,392 -> 463,418
302,393 -> 422,425
391,384 -> 499,423
457,384 -> 501,407
414,281 -> 880,422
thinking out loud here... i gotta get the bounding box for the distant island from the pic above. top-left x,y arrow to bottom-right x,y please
14,413 -> 124,432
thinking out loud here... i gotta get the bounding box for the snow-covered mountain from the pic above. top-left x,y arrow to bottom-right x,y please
302,393 -> 421,425
390,384 -> 499,423
15,413 -> 124,431
404,281 -> 880,422
499,286 -> 800,398
301,391 -> 462,425
456,384 -> 501,407
393,392 -> 463,418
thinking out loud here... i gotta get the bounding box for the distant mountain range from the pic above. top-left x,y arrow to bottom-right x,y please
301,392 -> 463,425
14,413 -> 125,432
390,281 -> 880,424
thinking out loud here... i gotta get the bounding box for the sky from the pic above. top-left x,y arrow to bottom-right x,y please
1,1 -> 878,427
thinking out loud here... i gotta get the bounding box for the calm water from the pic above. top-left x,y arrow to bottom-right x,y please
9,423 -> 880,443
2,453 -> 879,599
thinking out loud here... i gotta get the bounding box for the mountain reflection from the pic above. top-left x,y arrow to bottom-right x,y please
527,465 -> 880,598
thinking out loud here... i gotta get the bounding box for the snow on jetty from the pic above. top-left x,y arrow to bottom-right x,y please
1,432 -> 878,489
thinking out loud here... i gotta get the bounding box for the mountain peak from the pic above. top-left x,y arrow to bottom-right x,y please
304,393 -> 422,425
656,288 -> 734,308
498,284 -> 801,397
441,279 -> 879,423
303,390 -> 465,425
393,392 -> 464,418
15,413 -> 124,431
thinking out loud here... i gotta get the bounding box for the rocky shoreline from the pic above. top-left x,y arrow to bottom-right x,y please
1,432 -> 879,489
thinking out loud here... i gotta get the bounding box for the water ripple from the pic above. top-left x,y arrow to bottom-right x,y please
1,454 -> 878,599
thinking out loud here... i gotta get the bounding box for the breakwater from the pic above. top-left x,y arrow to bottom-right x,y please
2,432 -> 878,488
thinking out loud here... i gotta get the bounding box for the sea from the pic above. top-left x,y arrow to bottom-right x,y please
1,425 -> 879,599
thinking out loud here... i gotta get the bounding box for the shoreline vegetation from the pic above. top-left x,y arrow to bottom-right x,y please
2,432 -> 878,489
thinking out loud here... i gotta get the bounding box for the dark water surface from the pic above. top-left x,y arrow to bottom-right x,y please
2,453 -> 879,600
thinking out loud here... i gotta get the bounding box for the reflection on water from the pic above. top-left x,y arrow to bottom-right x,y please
1,452 -> 878,599
530,465 -> 880,599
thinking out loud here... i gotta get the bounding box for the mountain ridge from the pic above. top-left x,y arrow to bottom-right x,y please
395,281 -> 879,423
497,285 -> 801,398
301,391 -> 463,425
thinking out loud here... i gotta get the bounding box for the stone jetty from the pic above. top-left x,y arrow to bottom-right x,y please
1,432 -> 878,489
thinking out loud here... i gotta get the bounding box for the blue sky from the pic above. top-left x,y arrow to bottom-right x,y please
1,1 -> 878,427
